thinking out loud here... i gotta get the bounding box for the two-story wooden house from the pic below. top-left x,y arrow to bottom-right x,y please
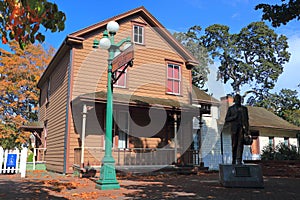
37,6 -> 214,174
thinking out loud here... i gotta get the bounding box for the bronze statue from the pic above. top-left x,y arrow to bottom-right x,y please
225,94 -> 249,165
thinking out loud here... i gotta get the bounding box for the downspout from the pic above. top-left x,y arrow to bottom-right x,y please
63,47 -> 73,174
81,104 -> 87,168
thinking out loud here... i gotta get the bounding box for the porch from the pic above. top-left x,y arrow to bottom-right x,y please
73,147 -> 201,171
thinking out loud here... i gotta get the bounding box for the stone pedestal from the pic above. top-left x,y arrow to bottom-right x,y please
219,164 -> 264,188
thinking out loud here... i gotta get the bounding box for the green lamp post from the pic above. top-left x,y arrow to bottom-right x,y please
93,21 -> 130,190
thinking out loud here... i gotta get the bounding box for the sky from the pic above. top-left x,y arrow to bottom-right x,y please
3,0 -> 300,98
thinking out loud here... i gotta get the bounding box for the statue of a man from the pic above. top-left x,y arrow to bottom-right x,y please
225,94 -> 249,165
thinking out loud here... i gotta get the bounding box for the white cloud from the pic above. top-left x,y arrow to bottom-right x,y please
274,34 -> 300,92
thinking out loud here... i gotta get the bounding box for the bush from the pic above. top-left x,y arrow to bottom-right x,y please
261,143 -> 300,160
27,153 -> 34,162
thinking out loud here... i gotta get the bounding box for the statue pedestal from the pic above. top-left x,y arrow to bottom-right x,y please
219,164 -> 264,188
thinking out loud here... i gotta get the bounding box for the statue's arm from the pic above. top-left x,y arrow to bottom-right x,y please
243,107 -> 250,134
225,107 -> 237,122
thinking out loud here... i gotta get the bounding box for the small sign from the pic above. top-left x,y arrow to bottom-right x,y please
6,154 -> 17,168
234,166 -> 251,177
112,45 -> 134,73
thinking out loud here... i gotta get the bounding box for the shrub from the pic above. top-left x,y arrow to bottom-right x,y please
27,153 -> 34,162
261,143 -> 300,160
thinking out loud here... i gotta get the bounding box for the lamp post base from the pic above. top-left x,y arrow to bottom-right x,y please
96,156 -> 120,190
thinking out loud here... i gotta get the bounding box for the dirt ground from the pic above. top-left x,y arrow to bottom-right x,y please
0,171 -> 300,200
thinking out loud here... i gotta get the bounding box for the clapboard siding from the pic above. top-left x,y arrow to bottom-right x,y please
39,84 -> 47,120
71,15 -> 192,103
41,51 -> 70,173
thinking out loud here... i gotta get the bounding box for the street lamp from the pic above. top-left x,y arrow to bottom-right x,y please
93,21 -> 130,190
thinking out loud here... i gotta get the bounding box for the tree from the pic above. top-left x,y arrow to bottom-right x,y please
0,0 -> 66,48
0,41 -> 54,149
201,21 -> 290,97
173,26 -> 211,88
256,0 -> 300,27
248,89 -> 300,126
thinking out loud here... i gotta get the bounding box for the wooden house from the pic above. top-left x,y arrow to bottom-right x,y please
37,7 -> 212,174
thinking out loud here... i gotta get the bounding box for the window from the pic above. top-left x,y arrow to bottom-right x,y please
43,121 -> 48,148
113,66 -> 127,88
284,137 -> 289,146
133,25 -> 144,44
46,78 -> 51,104
117,112 -> 129,149
167,63 -> 181,95
269,137 -> 274,148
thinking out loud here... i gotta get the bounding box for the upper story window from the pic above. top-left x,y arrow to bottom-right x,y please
114,66 -> 127,88
133,24 -> 144,44
167,63 -> 181,95
46,78 -> 51,105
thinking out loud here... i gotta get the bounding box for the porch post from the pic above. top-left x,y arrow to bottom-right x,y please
174,113 -> 178,164
81,104 -> 87,168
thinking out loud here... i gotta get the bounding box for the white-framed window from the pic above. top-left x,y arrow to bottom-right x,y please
284,137 -> 289,146
114,66 -> 127,88
167,63 -> 181,95
269,137 -> 274,148
46,78 -> 51,104
117,112 -> 129,149
44,120 -> 48,148
133,24 -> 144,44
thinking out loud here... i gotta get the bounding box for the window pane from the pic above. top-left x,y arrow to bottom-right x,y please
174,65 -> 179,79
114,67 -> 126,87
167,80 -> 173,92
134,35 -> 138,43
134,26 -> 138,34
174,81 -> 179,94
118,73 -> 125,86
168,65 -> 173,78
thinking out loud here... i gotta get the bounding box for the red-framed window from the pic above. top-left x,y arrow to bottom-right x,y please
167,63 -> 181,95
114,66 -> 127,88
133,24 -> 144,44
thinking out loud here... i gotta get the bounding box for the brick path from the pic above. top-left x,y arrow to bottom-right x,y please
0,171 -> 299,199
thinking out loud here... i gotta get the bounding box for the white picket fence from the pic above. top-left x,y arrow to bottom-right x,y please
0,146 -> 28,177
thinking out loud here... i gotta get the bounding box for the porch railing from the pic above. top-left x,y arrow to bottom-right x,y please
74,147 -> 201,167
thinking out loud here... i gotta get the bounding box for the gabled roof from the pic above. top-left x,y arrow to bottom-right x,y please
247,106 -> 300,132
69,6 -> 198,66
220,103 -> 300,137
38,6 -> 199,88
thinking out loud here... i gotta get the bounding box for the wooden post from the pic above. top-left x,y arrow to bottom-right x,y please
20,147 -> 28,178
81,104 -> 87,168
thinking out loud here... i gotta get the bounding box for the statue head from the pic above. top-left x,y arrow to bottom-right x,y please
234,94 -> 242,106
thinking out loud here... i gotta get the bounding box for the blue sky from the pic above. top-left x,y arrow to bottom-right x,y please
3,0 -> 300,98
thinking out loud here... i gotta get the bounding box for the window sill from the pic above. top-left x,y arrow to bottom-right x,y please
133,42 -> 145,46
166,92 -> 182,97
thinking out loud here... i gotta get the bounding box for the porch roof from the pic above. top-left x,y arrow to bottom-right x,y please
192,85 -> 219,105
20,121 -> 43,132
73,91 -> 197,111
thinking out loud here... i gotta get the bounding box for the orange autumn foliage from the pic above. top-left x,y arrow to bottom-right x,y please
0,41 -> 54,149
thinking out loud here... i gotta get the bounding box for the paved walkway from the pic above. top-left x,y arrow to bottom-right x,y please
0,171 -> 299,199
